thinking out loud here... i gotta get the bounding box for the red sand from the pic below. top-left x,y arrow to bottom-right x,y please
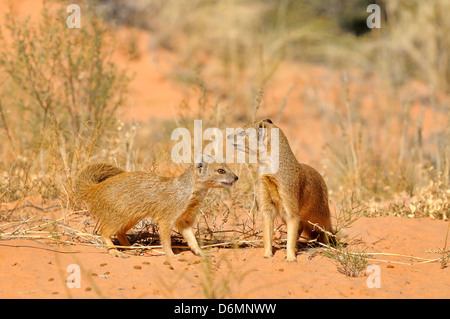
0,216 -> 448,298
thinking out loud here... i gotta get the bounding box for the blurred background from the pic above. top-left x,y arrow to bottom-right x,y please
0,0 -> 448,220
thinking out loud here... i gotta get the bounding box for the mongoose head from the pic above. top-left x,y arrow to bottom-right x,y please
194,156 -> 239,188
227,118 -> 276,156
227,119 -> 280,174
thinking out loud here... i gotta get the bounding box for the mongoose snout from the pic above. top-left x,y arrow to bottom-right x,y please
218,171 -> 238,187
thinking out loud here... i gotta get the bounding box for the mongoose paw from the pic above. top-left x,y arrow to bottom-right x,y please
263,251 -> 274,258
285,256 -> 297,263
109,249 -> 130,258
124,249 -> 142,256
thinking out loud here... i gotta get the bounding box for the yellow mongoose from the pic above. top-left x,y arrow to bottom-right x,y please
228,119 -> 338,262
74,158 -> 238,258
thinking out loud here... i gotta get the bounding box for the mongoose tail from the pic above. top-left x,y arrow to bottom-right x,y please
74,163 -> 126,202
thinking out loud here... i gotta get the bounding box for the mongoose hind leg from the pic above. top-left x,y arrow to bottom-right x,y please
298,223 -> 309,243
117,231 -> 142,256
300,220 -> 333,245
117,232 -> 131,246
102,235 -> 130,258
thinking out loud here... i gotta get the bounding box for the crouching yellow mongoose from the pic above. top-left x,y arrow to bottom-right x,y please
74,158 -> 238,258
228,119 -> 343,262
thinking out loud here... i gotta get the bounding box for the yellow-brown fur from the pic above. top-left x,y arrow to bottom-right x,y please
74,159 -> 238,258
228,119 -> 334,262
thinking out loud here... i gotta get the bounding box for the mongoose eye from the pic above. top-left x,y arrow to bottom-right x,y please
217,169 -> 226,174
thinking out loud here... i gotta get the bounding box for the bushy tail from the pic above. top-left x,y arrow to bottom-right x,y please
73,163 -> 125,202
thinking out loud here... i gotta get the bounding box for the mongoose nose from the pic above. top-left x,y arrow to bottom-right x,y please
234,175 -> 239,181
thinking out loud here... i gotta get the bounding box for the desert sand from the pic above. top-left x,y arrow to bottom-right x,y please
0,215 -> 448,299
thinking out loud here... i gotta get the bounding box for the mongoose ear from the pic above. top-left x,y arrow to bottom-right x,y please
258,126 -> 267,142
258,118 -> 273,128
195,155 -> 209,174
195,161 -> 204,174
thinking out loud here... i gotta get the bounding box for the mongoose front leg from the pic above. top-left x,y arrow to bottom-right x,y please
176,215 -> 212,257
159,222 -> 178,257
179,226 -> 212,257
260,190 -> 276,258
285,216 -> 300,262
262,214 -> 274,258
259,182 -> 276,258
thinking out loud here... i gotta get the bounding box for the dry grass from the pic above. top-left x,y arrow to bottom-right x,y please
0,0 -> 130,204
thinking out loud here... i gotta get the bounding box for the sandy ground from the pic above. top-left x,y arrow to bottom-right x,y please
0,216 -> 448,299
0,1 -> 449,300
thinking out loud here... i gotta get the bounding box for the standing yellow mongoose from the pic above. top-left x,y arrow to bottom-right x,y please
228,119 -> 340,262
74,158 -> 238,258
